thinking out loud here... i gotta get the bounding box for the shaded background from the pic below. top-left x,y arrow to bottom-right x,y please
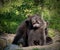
0,0 -> 60,37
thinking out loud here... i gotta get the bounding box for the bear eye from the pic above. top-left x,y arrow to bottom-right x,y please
37,21 -> 41,24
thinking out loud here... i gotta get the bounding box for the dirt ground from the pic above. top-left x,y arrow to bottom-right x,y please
0,32 -> 60,50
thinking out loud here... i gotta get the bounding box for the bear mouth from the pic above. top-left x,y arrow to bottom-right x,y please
33,27 -> 39,30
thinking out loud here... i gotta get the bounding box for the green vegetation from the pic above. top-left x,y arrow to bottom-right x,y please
0,0 -> 60,36
33,48 -> 45,50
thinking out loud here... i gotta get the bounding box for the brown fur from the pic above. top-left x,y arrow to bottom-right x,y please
12,14 -> 52,47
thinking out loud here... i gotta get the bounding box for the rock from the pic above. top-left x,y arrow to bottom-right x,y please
4,44 -> 20,50
0,38 -> 7,49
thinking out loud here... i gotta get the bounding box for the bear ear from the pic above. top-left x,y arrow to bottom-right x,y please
25,19 -> 30,25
